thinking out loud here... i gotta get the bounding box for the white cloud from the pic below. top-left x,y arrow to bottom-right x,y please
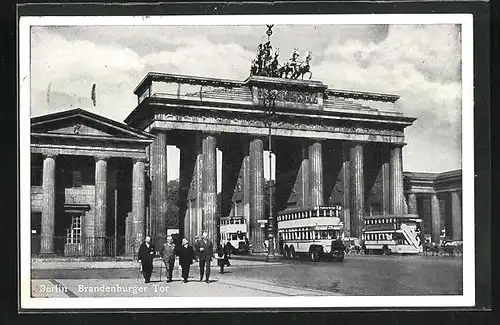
29,24 -> 462,173
143,37 -> 255,80
314,24 -> 462,172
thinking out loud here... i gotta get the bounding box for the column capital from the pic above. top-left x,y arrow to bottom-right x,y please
342,141 -> 366,150
94,155 -> 109,162
390,142 -> 407,149
43,153 -> 57,159
149,128 -> 167,135
132,157 -> 147,164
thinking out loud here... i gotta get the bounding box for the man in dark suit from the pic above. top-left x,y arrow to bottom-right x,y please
176,238 -> 195,283
195,231 -> 213,283
138,235 -> 156,283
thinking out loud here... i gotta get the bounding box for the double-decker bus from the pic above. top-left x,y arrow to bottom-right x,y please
362,214 -> 423,255
219,216 -> 249,254
277,206 -> 345,262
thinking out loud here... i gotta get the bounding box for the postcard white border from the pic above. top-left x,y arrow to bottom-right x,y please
19,14 -> 475,309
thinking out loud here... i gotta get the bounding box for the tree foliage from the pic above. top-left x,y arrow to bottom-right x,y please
164,179 -> 276,231
165,179 -> 179,229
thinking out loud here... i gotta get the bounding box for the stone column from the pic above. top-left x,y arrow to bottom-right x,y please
129,158 -> 146,256
350,143 -> 364,238
431,193 -> 441,243
179,144 -> 196,241
187,200 -> 193,241
202,134 -> 218,242
94,156 -> 107,256
309,141 -> 324,207
341,144 -> 351,237
451,191 -> 462,240
193,139 -> 203,241
150,131 -> 167,248
390,145 -> 404,214
242,149 -> 251,228
381,145 -> 391,215
300,142 -> 310,207
249,138 -> 265,252
408,193 -> 418,214
41,154 -> 56,255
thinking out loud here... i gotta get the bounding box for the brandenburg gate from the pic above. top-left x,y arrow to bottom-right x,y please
124,28 -> 415,252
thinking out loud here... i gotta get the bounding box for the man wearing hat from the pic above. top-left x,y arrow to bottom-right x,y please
195,231 -> 213,283
175,238 -> 195,283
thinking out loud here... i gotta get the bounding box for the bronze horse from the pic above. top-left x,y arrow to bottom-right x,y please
290,51 -> 312,80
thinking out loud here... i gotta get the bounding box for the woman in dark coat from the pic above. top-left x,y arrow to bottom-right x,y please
175,238 -> 195,283
216,241 -> 231,274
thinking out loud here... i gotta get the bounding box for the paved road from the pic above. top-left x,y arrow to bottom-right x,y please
229,255 -> 463,296
31,255 -> 462,296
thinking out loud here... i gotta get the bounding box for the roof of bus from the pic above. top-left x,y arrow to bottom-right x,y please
220,216 -> 245,220
277,205 -> 341,216
363,214 -> 420,219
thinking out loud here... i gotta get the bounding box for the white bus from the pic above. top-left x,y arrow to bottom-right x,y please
277,205 -> 345,262
219,216 -> 249,254
362,214 -> 423,255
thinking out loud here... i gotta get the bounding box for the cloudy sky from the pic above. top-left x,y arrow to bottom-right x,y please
30,22 -> 463,180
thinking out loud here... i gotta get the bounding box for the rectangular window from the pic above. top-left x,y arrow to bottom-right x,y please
31,212 -> 42,232
66,214 -> 82,244
31,165 -> 43,186
75,169 -> 83,187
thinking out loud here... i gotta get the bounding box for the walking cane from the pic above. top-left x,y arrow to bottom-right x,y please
159,258 -> 163,282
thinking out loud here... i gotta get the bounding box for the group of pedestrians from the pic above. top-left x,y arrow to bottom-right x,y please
137,232 -> 232,284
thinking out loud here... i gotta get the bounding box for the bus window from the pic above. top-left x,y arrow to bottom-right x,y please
237,233 -> 245,240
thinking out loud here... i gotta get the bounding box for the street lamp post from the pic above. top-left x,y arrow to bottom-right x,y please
263,88 -> 280,262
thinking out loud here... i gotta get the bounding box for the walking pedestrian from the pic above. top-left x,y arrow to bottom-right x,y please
176,238 -> 195,283
195,231 -> 213,283
216,241 -> 231,274
160,235 -> 176,283
137,235 -> 156,283
193,235 -> 200,262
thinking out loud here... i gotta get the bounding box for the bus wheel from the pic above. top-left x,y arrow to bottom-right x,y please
310,249 -> 319,262
382,245 -> 390,256
290,246 -> 297,260
337,252 -> 345,263
283,245 -> 289,259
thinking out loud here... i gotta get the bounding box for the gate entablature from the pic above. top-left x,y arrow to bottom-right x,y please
125,72 -> 415,145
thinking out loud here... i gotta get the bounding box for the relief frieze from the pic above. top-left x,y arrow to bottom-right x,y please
155,112 -> 404,138
257,88 -> 318,105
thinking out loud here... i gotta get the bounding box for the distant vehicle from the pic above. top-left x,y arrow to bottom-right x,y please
219,216 -> 250,254
277,205 -> 345,262
438,239 -> 463,257
362,214 -> 423,255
